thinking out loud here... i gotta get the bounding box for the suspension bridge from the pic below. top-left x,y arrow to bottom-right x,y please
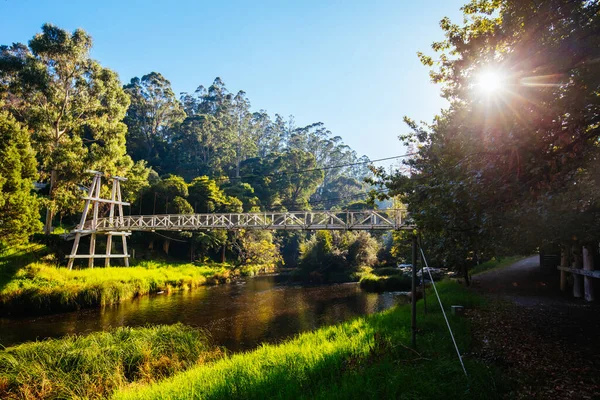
66,172 -> 414,269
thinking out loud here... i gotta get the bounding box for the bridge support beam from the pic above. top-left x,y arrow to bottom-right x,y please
67,171 -> 130,269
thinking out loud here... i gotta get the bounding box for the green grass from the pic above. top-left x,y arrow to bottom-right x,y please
0,324 -> 222,399
359,272 -> 412,292
114,281 -> 507,400
470,256 -> 524,276
0,245 -> 234,315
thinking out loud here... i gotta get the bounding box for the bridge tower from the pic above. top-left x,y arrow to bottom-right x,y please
66,171 -> 131,269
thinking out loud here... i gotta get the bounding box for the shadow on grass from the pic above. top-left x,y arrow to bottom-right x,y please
0,245 -> 49,292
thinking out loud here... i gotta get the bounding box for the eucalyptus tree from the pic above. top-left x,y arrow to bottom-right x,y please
0,24 -> 132,233
124,72 -> 186,171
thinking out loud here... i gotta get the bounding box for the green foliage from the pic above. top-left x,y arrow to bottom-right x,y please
298,231 -> 379,282
0,109 -> 41,245
120,160 -> 153,204
124,72 -> 186,171
235,230 -> 282,268
114,282 -> 506,400
0,324 -> 221,399
371,267 -> 400,277
0,24 -> 133,232
373,0 -> 600,273
188,176 -> 233,213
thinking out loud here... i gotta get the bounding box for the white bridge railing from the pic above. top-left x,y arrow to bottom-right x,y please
84,209 -> 412,232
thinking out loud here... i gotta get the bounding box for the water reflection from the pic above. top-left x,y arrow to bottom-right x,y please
0,275 -> 407,351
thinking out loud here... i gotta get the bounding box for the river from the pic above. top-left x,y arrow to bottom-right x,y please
0,274 -> 407,351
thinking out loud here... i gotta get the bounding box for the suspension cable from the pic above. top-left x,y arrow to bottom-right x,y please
420,246 -> 468,377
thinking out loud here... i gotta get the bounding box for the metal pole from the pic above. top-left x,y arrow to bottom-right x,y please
411,234 -> 418,348
419,235 -> 427,315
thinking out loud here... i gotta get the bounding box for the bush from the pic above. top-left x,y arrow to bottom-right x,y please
298,231 -> 380,283
371,267 -> 400,276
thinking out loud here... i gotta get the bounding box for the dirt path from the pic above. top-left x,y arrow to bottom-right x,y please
468,256 -> 600,399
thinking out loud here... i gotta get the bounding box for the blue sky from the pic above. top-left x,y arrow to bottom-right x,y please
0,0 -> 465,168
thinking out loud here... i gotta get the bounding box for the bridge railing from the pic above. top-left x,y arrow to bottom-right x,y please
86,209 -> 413,232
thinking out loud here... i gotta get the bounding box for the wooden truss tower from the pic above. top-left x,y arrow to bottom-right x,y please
67,171 -> 131,269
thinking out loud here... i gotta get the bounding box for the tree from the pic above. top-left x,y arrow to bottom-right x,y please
0,109 -> 41,244
0,24 -> 132,233
273,149 -> 324,210
168,114 -> 232,179
124,72 -> 185,171
375,0 -> 600,279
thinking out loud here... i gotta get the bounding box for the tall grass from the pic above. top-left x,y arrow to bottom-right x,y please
0,245 -> 233,315
0,324 -> 222,399
115,281 -> 506,400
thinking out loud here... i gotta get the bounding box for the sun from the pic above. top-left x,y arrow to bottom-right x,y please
475,71 -> 504,94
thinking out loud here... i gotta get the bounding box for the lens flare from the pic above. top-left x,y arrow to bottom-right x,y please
476,71 -> 503,94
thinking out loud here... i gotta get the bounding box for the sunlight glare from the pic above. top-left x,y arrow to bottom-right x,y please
476,71 -> 504,94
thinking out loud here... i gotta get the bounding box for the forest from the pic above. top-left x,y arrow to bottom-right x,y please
0,24 -> 388,278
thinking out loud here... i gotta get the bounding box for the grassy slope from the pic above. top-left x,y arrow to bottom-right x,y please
115,281 -> 507,400
0,245 -> 232,315
470,256 -> 524,276
0,324 -> 222,399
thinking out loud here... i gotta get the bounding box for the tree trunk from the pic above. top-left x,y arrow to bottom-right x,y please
44,169 -> 58,234
462,263 -> 471,286
163,239 -> 171,255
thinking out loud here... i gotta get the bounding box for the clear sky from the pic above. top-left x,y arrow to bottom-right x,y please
0,0 -> 465,168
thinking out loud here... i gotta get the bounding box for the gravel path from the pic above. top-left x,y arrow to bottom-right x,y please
467,256 -> 600,399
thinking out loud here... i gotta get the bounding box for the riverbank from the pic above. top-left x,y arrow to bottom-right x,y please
0,324 -> 222,399
114,281 -> 508,399
0,245 -> 252,316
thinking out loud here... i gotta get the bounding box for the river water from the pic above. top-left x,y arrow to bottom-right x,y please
0,275 -> 407,351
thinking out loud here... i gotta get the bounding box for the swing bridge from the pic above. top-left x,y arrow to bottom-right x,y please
67,171 -> 414,269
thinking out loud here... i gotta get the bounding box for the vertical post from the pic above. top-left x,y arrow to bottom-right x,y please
105,235 -> 112,267
116,180 -> 130,267
67,174 -> 98,270
88,233 -> 96,268
421,243 -> 427,315
560,244 -> 569,291
105,178 -> 117,267
583,244 -> 595,302
572,243 -> 583,298
411,234 -> 418,348
88,174 -> 102,269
